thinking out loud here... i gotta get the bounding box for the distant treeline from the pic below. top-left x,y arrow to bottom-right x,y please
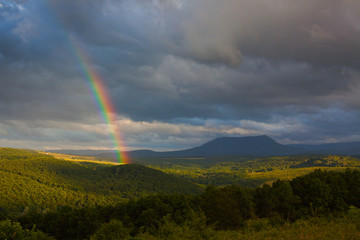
1,169 -> 359,240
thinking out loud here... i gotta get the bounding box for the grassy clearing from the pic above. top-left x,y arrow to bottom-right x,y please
244,167 -> 348,184
39,151 -> 121,165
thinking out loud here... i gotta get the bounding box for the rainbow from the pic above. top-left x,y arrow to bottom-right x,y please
41,1 -> 129,164
70,39 -> 129,164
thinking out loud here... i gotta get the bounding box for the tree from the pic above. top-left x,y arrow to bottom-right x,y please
0,219 -> 54,240
254,184 -> 275,218
90,219 -> 130,240
200,185 -> 254,229
271,180 -> 299,220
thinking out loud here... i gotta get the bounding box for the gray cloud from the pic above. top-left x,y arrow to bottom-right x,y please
181,0 -> 360,67
0,0 -> 359,150
110,56 -> 359,121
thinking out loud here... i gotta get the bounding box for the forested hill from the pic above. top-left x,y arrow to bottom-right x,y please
0,148 -> 202,215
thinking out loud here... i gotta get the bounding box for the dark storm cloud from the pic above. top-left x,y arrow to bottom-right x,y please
111,56 -> 358,121
181,0 -> 360,68
0,0 -> 359,150
0,0 -> 105,123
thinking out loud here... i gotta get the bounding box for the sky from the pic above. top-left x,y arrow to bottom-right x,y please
0,0 -> 359,151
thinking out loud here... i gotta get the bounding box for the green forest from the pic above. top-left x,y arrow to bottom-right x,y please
1,148 -> 360,239
134,154 -> 360,187
0,148 -> 201,215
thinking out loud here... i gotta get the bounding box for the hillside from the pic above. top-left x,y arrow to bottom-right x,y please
0,148 -> 202,215
13,169 -> 360,240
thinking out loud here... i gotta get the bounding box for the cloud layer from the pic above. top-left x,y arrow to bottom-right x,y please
0,0 -> 359,150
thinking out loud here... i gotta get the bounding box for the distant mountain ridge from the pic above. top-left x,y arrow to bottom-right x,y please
179,135 -> 300,156
51,135 -> 360,159
139,135 -> 302,157
289,141 -> 360,155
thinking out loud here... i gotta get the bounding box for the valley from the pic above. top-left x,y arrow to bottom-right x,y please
136,155 -> 360,187
1,140 -> 360,239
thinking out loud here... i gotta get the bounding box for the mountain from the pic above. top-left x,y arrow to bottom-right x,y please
93,135 -> 302,159
154,135 -> 302,157
53,135 -> 360,159
126,136 -> 360,157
